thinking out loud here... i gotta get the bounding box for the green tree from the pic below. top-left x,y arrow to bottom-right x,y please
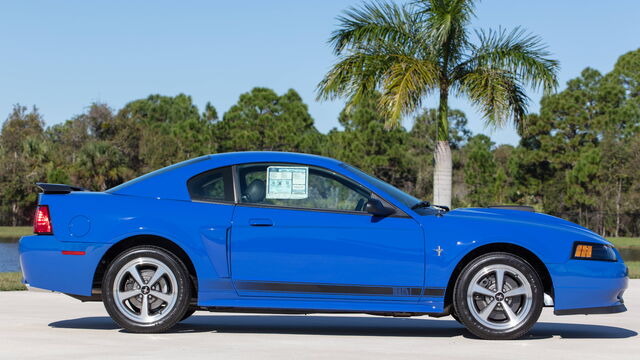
74,141 -> 133,191
492,144 -> 514,205
463,134 -> 496,206
317,0 -> 558,207
325,92 -> 415,190
218,87 -> 322,154
45,103 -> 118,186
108,94 -> 218,172
510,68 -> 604,212
599,49 -> 640,137
565,146 -> 600,225
510,49 -> 640,235
0,105 -> 46,225
1,105 -> 45,154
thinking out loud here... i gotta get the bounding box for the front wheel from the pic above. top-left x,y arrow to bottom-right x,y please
453,252 -> 543,340
450,310 -> 463,325
102,246 -> 192,333
180,306 -> 197,322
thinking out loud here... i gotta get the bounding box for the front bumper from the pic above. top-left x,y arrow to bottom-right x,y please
549,258 -> 628,314
554,304 -> 627,315
19,235 -> 109,296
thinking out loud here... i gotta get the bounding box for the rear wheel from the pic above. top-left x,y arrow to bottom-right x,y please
102,246 -> 192,333
453,252 -> 543,340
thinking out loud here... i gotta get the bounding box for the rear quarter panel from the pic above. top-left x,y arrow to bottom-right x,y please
33,191 -> 234,297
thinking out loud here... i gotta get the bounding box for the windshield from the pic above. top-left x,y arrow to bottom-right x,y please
341,163 -> 421,210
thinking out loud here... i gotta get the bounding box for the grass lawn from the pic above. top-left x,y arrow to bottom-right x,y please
0,272 -> 26,291
0,226 -> 31,240
607,237 -> 640,248
626,261 -> 640,279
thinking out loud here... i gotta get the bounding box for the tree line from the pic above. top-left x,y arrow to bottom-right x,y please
1,49 -> 639,236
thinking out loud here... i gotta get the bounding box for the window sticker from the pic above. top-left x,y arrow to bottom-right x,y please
266,166 -> 309,199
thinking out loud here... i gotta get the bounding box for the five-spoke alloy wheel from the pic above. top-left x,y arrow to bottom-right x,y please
102,246 -> 192,333
453,252 -> 543,340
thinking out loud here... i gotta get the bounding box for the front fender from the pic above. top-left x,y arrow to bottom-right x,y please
420,212 -> 583,290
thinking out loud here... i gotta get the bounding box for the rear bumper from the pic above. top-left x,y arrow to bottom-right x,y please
19,235 -> 109,296
548,259 -> 628,314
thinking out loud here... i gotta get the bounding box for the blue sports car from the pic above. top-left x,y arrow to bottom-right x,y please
19,152 -> 628,339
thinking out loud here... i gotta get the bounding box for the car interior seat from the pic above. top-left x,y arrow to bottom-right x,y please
243,179 -> 266,203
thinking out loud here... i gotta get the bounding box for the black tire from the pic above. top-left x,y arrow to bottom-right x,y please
180,307 -> 197,322
102,246 -> 192,333
453,252 -> 543,340
450,309 -> 463,325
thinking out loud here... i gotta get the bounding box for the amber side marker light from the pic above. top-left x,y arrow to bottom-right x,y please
572,242 -> 617,262
574,244 -> 593,258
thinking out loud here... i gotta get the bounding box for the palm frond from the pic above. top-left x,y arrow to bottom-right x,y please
317,49 -> 439,120
458,66 -> 528,129
421,0 -> 476,66
464,27 -> 559,93
329,1 -> 425,55
379,57 -> 439,127
316,51 -> 388,105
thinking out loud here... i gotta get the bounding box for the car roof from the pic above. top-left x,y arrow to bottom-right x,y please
109,151 -> 345,200
207,151 -> 342,166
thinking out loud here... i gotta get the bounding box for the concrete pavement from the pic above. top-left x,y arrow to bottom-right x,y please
1,281 -> 638,360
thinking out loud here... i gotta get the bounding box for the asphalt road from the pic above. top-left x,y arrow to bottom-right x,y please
1,282 -> 638,360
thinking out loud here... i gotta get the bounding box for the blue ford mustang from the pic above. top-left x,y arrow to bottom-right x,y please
19,152 -> 628,339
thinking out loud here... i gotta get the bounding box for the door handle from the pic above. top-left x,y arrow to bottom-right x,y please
249,218 -> 274,227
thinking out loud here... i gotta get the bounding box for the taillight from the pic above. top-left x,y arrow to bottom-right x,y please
34,205 -> 53,234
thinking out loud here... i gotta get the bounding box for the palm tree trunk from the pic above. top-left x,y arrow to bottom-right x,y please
11,202 -> 18,227
433,88 -> 452,208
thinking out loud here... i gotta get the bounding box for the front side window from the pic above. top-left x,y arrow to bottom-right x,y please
187,166 -> 234,203
236,163 -> 371,212
341,163 -> 421,209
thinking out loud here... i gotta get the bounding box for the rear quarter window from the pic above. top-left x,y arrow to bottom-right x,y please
187,166 -> 234,203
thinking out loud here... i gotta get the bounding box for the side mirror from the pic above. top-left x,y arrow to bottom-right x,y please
365,198 -> 396,217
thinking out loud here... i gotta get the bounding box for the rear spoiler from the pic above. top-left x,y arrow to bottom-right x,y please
36,183 -> 87,194
487,205 -> 535,212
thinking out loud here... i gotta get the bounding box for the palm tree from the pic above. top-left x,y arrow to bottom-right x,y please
317,0 -> 559,207
75,141 -> 133,191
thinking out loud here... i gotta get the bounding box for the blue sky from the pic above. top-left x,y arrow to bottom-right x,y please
1,0 -> 638,145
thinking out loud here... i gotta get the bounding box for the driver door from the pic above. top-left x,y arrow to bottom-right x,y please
230,163 -> 425,301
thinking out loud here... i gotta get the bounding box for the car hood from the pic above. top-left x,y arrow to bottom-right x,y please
434,207 -> 608,243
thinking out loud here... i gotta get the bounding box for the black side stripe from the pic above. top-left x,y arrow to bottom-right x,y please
235,281 -> 445,297
423,288 -> 446,297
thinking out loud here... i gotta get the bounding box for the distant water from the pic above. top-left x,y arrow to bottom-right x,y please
619,247 -> 640,262
0,242 -> 20,272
